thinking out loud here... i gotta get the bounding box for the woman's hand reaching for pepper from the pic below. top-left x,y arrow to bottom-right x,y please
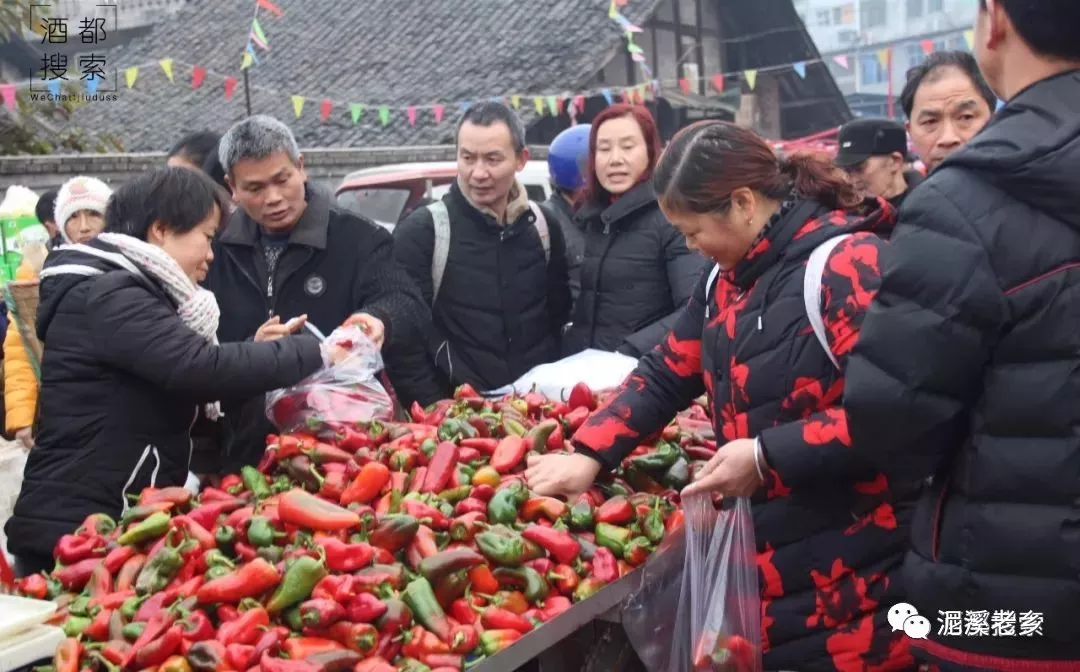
681,438 -> 763,498
525,453 -> 601,501
255,315 -> 307,342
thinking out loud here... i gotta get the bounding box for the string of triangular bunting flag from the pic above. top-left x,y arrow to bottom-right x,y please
241,0 -> 285,70
0,28 -> 977,121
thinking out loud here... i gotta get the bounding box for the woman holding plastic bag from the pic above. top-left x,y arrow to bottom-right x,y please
5,167 -> 342,576
527,122 -> 916,671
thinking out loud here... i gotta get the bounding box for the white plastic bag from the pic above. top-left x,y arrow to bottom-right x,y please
623,495 -> 762,671
265,326 -> 394,436
486,349 -> 638,399
0,441 -> 28,565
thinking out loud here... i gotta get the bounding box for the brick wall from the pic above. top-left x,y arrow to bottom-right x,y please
0,145 -> 551,192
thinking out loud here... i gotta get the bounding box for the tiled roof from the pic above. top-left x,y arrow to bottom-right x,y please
70,0 -> 664,151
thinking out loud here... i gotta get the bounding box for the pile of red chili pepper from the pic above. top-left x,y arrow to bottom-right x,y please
18,383 -> 718,672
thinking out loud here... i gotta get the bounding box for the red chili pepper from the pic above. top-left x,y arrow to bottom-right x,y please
53,557 -> 101,591
526,558 -> 555,576
521,525 -> 581,565
326,621 -> 379,655
82,607 -> 112,641
458,437 -> 498,454
319,537 -> 375,573
223,505 -> 255,530
340,462 -> 390,506
449,599 -> 476,626
478,629 -> 521,655
402,625 -> 450,658
548,564 -> 580,595
233,541 -> 257,562
467,565 -> 500,595
54,533 -> 107,564
90,589 -> 135,611
402,500 -> 448,530
346,592 -> 388,623
172,515 -> 217,550
419,652 -> 465,669
86,561 -> 112,598
449,623 -> 479,654
17,574 -> 48,599
453,498 -> 487,516
279,489 -> 361,530
187,498 -> 246,532
99,640 -> 131,667
140,486 -> 192,507
448,512 -> 486,543
592,547 -> 619,583
490,436 -> 527,474
283,637 -> 345,659
421,442 -> 459,493
564,406 -> 590,432
520,496 -> 568,523
198,487 -> 238,503
540,595 -> 572,620
132,624 -> 184,669
197,558 -> 281,604
312,574 -> 358,603
354,564 -> 407,593
480,606 -> 533,634
596,496 -> 635,525
299,598 -> 345,629
225,643 -> 256,671
470,484 -> 495,502
53,637 -> 81,672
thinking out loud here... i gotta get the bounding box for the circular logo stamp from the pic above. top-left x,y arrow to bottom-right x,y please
304,275 -> 326,297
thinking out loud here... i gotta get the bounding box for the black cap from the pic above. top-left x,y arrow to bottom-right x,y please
835,118 -> 908,167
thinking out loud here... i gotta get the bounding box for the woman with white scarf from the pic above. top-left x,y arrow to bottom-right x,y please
6,167 -> 329,576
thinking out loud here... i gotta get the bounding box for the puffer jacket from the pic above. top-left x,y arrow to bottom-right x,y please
846,68 -> 1080,668
4,261 -> 38,434
564,182 -> 708,357
573,197 -> 915,671
6,239 -> 323,558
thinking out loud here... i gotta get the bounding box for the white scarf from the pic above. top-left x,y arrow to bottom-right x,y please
42,233 -> 224,420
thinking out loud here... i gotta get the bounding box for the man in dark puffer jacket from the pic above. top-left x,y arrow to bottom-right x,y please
845,0 -> 1080,669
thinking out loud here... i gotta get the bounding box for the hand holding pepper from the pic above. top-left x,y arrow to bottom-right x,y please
524,453 -> 601,500
681,438 -> 762,498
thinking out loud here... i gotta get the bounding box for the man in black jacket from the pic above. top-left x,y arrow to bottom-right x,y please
834,118 -> 923,209
394,103 -> 571,395
206,115 -> 441,469
845,0 -> 1080,668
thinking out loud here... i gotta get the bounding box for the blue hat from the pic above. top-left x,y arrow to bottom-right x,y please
548,124 -> 592,191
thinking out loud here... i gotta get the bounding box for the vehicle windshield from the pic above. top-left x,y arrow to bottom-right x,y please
336,188 -> 410,225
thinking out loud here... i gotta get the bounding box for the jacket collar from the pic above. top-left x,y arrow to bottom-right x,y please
578,180 -> 657,225
450,179 -> 530,227
219,183 -> 329,249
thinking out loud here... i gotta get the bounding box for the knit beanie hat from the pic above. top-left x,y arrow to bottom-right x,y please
55,176 -> 112,243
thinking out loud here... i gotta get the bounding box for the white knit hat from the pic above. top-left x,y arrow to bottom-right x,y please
55,176 -> 112,243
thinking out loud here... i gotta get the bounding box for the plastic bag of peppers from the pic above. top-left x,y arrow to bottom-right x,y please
267,326 -> 394,435
14,382 -> 722,672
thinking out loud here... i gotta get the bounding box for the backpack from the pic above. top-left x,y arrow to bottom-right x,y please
426,200 -> 551,302
705,234 -> 852,370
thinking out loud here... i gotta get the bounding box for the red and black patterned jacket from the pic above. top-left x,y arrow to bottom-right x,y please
573,198 -> 916,671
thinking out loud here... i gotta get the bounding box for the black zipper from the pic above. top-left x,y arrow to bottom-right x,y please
225,246 -> 274,318
587,219 -> 617,347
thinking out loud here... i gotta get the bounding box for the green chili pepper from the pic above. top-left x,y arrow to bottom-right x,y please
120,596 -> 144,620
204,549 -> 234,569
121,621 -> 145,642
487,482 -> 528,525
492,566 -> 549,603
662,458 -> 691,490
214,526 -> 236,551
247,516 -> 283,548
642,508 -> 665,545
398,659 -> 432,672
205,565 -> 231,581
284,607 -> 304,632
241,465 -> 271,499
135,539 -> 184,595
475,530 -> 526,567
594,522 -> 633,558
257,546 -> 284,564
62,616 -> 91,638
68,596 -> 92,617
271,474 -> 293,494
420,438 -> 438,460
402,577 -> 453,642
629,441 -> 682,472
265,555 -> 327,614
568,500 -> 595,531
438,485 -> 472,505
117,511 -> 171,546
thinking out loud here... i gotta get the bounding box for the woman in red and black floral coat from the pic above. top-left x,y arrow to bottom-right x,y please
527,121 -> 917,671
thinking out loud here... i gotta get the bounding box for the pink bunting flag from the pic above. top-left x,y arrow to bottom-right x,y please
407,106 -> 417,126
833,55 -> 849,69
0,84 -> 15,110
320,98 -> 333,122
433,104 -> 445,124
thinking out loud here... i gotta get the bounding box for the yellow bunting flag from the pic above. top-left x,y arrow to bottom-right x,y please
876,47 -> 891,70
608,0 -> 617,19
744,69 -> 758,90
124,67 -> 138,88
963,30 -> 974,50
291,95 -> 305,118
511,94 -> 521,109
241,51 -> 254,70
159,58 -> 174,83
533,97 -> 544,115
546,96 -> 558,116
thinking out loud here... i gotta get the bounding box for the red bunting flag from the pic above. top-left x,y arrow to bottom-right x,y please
407,106 -> 417,126
224,76 -> 237,100
573,95 -> 586,113
711,74 -> 725,92
679,78 -> 691,94
320,98 -> 333,122
257,0 -> 284,17
191,66 -> 206,90
555,97 -> 565,115
920,39 -> 934,55
433,104 -> 445,124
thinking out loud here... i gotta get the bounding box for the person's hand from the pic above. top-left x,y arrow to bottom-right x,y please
681,438 -> 762,498
14,428 -> 33,450
321,343 -> 352,366
525,453 -> 602,500
255,314 -> 307,342
343,313 -> 385,349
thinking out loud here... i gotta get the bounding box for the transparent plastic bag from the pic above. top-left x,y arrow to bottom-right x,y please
623,495 -> 762,672
266,326 -> 394,435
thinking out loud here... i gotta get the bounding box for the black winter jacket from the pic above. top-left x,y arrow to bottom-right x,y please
564,182 -> 708,357
542,193 -> 585,304
846,69 -> 1080,668
204,185 -> 440,468
573,198 -> 914,670
6,240 -> 322,557
394,181 -> 572,394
